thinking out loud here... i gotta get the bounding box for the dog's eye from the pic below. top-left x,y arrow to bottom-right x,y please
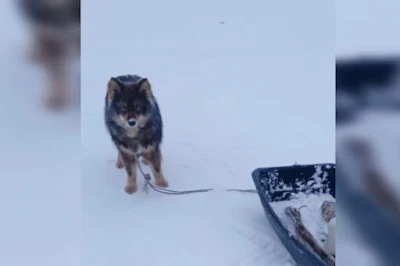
134,105 -> 142,113
119,104 -> 127,112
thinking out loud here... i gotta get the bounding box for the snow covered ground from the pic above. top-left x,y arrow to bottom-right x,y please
81,0 -> 334,265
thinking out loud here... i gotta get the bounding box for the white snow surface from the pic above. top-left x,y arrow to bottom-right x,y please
0,0 -> 336,265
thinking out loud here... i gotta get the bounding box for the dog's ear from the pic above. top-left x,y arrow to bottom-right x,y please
107,78 -> 124,102
136,78 -> 153,100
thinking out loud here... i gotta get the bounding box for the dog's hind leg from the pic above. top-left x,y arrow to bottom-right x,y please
142,148 -> 169,188
119,150 -> 138,194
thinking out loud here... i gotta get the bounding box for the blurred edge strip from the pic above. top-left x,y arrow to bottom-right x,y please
336,156 -> 400,266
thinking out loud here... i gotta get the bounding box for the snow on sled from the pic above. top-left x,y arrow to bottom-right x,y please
252,163 -> 336,266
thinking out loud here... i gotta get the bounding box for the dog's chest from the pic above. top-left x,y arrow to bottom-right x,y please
109,128 -> 148,155
118,141 -> 149,156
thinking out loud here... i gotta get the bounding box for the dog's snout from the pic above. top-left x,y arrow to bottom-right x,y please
127,117 -> 136,127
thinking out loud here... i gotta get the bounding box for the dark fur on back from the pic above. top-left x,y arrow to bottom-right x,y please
104,75 -> 163,154
18,0 -> 80,26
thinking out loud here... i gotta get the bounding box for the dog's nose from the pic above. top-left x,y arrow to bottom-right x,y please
127,118 -> 136,127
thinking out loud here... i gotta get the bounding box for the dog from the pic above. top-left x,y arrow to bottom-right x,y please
18,0 -> 80,109
104,75 -> 169,194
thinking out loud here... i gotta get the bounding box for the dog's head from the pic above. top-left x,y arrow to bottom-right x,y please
106,77 -> 154,129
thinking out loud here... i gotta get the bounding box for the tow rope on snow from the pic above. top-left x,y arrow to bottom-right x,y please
136,153 -> 257,195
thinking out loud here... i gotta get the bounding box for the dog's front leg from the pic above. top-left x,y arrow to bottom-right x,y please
46,60 -> 67,109
119,151 -> 138,194
116,150 -> 125,169
142,149 -> 168,188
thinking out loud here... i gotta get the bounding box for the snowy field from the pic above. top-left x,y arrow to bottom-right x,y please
81,0 -> 334,265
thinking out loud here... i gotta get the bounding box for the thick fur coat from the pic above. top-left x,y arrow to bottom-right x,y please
104,75 -> 168,194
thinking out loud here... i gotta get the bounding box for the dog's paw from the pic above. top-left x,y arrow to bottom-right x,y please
155,178 -> 169,188
125,184 -> 137,194
45,94 -> 67,110
116,159 -> 124,169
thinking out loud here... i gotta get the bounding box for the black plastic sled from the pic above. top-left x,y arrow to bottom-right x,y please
252,163 -> 335,266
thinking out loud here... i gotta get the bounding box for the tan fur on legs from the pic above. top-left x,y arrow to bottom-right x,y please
116,150 -> 124,169
29,32 -> 46,62
45,61 -> 67,109
30,26 -> 64,62
119,150 -> 138,194
142,149 -> 168,187
32,26 -> 68,109
141,157 -> 150,165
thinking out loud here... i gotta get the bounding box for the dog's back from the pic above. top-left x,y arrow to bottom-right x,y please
18,0 -> 80,26
114,75 -> 142,84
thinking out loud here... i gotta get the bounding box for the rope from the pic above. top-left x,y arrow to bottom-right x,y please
135,154 -> 257,195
